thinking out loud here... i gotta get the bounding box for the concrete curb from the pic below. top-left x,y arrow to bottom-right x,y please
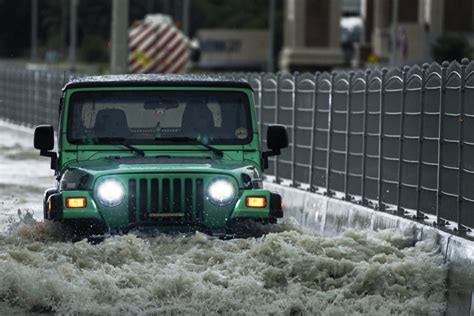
264,182 -> 474,315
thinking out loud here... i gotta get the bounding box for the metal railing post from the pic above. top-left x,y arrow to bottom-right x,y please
274,73 -> 281,183
46,72 -> 53,126
415,63 -> 429,220
457,58 -> 468,234
436,61 -> 449,226
325,72 -> 336,197
291,73 -> 297,187
344,72 -> 354,200
360,69 -> 371,206
378,68 -> 388,211
4,67 -> 10,122
308,72 -> 320,192
21,70 -> 27,125
396,66 -> 408,216
33,70 -> 40,126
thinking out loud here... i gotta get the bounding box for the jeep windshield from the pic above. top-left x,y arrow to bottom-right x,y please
67,90 -> 253,145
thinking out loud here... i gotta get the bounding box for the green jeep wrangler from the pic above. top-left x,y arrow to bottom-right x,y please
34,75 -> 288,237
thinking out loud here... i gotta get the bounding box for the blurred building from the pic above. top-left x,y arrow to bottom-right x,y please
279,0 -> 345,71
363,0 -> 473,65
280,0 -> 473,71
196,29 -> 268,71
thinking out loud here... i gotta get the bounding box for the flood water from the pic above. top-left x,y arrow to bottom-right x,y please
0,121 -> 447,315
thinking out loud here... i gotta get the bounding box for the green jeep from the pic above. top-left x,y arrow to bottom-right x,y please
34,75 -> 288,237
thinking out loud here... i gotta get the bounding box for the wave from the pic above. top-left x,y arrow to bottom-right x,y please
0,183 -> 46,195
0,215 -> 447,315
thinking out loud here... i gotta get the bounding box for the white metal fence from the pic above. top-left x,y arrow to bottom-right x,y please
0,64 -> 73,130
1,60 -> 473,237
236,59 -> 474,237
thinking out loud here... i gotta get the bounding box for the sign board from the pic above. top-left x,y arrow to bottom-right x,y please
197,29 -> 268,70
128,14 -> 190,74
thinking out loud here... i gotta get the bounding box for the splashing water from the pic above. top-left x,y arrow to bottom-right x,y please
0,121 -> 447,315
0,217 -> 446,315
0,122 -> 55,228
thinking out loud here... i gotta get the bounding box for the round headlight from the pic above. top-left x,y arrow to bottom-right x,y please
96,179 -> 125,207
207,178 -> 235,206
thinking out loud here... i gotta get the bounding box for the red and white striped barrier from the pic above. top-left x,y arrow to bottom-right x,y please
128,14 -> 190,74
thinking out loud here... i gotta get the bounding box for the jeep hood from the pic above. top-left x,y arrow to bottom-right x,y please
64,156 -> 261,179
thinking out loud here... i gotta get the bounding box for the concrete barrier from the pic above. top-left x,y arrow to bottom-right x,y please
265,182 -> 474,316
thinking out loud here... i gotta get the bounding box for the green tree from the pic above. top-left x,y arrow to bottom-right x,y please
432,34 -> 472,63
0,0 -> 31,57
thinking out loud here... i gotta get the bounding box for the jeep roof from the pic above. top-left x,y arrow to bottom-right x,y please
63,74 -> 252,90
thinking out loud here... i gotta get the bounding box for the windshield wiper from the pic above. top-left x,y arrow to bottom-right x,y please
155,137 -> 224,158
94,137 -> 145,156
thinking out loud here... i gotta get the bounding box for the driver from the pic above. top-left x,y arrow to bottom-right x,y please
181,100 -> 215,142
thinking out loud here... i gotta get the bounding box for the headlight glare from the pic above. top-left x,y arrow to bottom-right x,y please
96,179 -> 125,207
207,178 -> 235,206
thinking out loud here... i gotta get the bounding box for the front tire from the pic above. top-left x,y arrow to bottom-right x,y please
63,219 -> 108,242
43,200 -> 49,220
226,218 -> 267,238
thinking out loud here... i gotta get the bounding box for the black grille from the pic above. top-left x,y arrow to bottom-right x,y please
139,179 -> 147,221
128,179 -> 137,222
128,177 -> 204,224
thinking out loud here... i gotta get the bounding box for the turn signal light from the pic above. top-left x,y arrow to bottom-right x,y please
246,196 -> 267,208
66,197 -> 87,208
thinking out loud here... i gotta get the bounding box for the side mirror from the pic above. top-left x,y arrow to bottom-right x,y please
267,125 -> 289,150
34,125 -> 57,170
34,125 -> 54,151
262,125 -> 289,169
